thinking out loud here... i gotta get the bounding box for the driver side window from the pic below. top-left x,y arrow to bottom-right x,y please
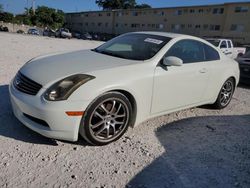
165,39 -> 206,63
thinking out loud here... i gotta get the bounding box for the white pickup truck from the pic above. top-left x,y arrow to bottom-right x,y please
205,38 -> 246,59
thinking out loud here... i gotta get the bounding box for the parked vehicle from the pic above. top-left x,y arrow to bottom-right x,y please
81,32 -> 92,40
92,33 -> 100,40
236,51 -> 250,84
43,28 -> 55,37
0,25 -> 9,32
243,45 -> 250,54
17,30 -> 25,34
55,28 -> 72,39
206,38 -> 246,59
9,32 -> 239,145
72,31 -> 81,39
28,28 -> 40,35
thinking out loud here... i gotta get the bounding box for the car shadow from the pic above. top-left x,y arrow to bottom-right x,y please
0,84 -> 60,145
127,115 -> 250,188
0,84 -> 93,146
238,83 -> 250,89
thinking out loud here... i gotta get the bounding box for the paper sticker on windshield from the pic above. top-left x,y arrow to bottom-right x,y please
144,38 -> 163,45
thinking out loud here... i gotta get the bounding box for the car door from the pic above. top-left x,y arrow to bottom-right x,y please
220,40 -> 230,57
226,40 -> 234,58
151,39 -> 210,114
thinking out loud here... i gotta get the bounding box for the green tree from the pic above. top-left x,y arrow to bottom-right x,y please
0,12 -> 14,22
135,3 -> 151,9
20,6 -> 64,28
95,0 -> 151,10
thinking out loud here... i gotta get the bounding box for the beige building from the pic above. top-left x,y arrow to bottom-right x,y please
65,2 -> 250,44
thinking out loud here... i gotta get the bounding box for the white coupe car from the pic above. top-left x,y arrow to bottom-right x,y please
9,32 -> 239,145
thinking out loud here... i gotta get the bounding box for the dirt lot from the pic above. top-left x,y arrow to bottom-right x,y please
0,32 -> 250,188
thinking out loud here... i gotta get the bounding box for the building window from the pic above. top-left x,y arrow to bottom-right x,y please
172,24 -> 180,31
160,11 -> 165,16
188,24 -> 192,28
203,24 -> 209,30
85,14 -> 89,17
231,24 -> 245,32
131,23 -> 140,28
210,25 -> 221,31
183,9 -> 188,13
156,24 -> 164,29
152,24 -> 156,28
175,10 -> 182,15
206,8 -> 212,13
195,24 -> 201,29
235,6 -> 249,13
98,23 -> 102,26
213,8 -> 224,14
181,24 -> 185,29
91,23 -> 95,26
133,12 -> 138,16
107,13 -> 111,16
117,12 -> 122,16
142,24 -> 145,27
98,13 -> 102,17
190,9 -> 195,13
198,9 -> 204,13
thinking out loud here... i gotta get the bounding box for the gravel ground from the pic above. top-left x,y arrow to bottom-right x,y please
0,32 -> 250,188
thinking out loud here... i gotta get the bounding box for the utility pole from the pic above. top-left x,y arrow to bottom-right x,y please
26,0 -> 29,15
32,0 -> 35,14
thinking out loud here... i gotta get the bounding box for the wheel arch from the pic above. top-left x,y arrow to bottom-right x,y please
108,89 -> 137,128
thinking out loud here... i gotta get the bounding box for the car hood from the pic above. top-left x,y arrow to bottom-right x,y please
20,50 -> 137,87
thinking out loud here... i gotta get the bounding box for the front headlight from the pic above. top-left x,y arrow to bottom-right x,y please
44,74 -> 95,101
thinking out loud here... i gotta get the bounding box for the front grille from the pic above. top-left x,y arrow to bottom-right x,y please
14,72 -> 42,95
23,113 -> 49,127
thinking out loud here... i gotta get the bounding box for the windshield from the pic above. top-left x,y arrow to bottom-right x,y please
93,33 -> 171,60
206,39 -> 220,47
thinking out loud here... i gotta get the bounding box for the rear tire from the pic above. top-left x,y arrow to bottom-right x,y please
79,92 -> 132,146
213,78 -> 235,109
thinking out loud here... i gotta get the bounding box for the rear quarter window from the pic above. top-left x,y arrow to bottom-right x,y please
204,44 -> 220,61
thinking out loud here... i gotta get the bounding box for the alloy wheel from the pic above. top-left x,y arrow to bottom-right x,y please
220,80 -> 234,107
89,98 -> 129,141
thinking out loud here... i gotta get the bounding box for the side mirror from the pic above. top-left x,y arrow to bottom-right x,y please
162,56 -> 183,67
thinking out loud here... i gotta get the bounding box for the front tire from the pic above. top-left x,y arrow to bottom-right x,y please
79,92 -> 132,145
213,78 -> 235,109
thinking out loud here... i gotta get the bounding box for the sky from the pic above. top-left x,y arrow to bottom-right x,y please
0,0 -> 249,14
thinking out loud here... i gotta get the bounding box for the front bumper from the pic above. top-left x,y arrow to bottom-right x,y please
9,81 -> 90,142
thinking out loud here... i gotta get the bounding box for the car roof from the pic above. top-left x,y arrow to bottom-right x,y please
205,38 -> 231,41
132,31 -> 192,39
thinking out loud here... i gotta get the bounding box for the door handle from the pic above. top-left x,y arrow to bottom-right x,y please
199,68 -> 207,73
